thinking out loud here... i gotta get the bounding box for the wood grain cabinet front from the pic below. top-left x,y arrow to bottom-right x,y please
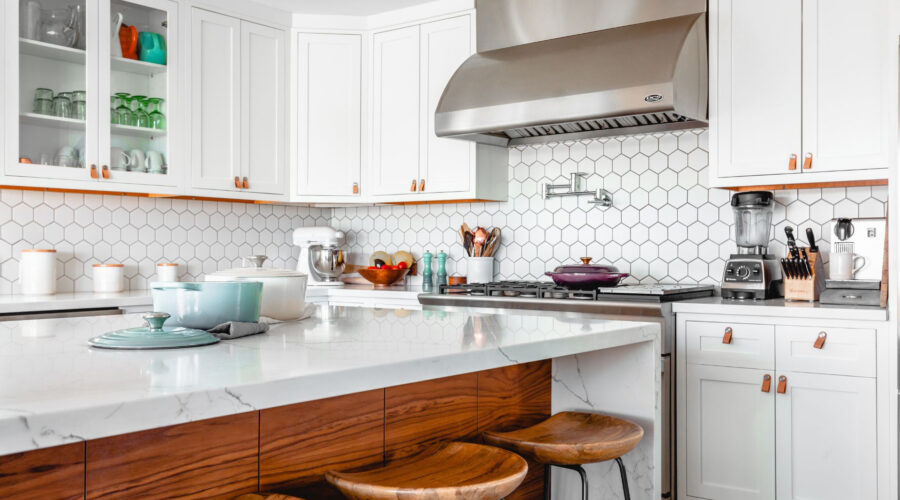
0,442 -> 85,500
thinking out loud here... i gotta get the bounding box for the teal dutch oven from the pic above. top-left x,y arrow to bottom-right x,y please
150,281 -> 262,329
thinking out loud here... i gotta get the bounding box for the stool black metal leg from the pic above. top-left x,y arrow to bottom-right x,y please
543,464 -> 552,500
615,457 -> 630,500
548,464 -> 588,500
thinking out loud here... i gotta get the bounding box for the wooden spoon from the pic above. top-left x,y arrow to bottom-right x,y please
463,231 -> 474,256
473,227 -> 488,257
484,228 -> 501,257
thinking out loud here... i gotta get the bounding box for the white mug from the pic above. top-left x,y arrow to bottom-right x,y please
830,252 -> 866,280
110,147 -> 131,171
146,150 -> 165,173
128,149 -> 146,172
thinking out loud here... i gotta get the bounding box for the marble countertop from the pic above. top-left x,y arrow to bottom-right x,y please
671,296 -> 888,321
0,305 -> 658,456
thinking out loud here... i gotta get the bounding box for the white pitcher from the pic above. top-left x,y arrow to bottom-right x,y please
111,12 -> 123,58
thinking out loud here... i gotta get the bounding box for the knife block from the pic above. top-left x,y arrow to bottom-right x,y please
784,249 -> 825,302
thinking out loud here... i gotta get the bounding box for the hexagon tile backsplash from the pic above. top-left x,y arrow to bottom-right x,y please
0,129 -> 886,292
332,129 -> 887,285
0,192 -> 329,293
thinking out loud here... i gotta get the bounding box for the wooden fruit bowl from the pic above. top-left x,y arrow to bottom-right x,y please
357,268 -> 410,288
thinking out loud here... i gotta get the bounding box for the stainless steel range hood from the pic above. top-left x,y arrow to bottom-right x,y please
434,0 -> 708,147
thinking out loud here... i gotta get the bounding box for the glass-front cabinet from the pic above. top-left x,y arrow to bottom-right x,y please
4,0 -> 178,190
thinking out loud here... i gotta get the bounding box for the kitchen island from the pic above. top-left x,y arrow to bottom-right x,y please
0,305 -> 660,499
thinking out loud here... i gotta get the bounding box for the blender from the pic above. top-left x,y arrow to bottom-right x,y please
721,191 -> 782,300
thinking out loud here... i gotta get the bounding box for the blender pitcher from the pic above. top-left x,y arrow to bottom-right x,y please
731,191 -> 774,255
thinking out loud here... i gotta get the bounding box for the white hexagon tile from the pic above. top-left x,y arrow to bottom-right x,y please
333,129 -> 887,285
0,191 -> 329,293
0,129 -> 886,292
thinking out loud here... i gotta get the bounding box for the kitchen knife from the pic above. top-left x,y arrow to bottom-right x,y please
805,228 -> 818,253
785,227 -> 800,259
800,248 -> 812,278
780,258 -> 791,279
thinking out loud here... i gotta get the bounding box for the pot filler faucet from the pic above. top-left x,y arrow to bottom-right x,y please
541,172 -> 613,208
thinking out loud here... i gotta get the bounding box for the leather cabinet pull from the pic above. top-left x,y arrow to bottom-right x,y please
722,327 -> 733,344
802,153 -> 813,170
788,154 -> 798,171
761,374 -> 771,393
352,182 -> 359,194
776,375 -> 787,394
242,177 -> 249,189
419,179 -> 425,191
234,176 -> 241,188
410,179 -> 417,192
813,331 -> 826,349
90,164 -> 99,179
101,165 -> 110,179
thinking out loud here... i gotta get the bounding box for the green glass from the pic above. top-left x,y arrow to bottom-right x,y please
113,92 -> 132,126
146,97 -> 166,130
110,95 -> 119,124
131,95 -> 151,128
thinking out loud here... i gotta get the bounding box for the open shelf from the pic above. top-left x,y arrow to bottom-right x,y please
20,112 -> 85,131
20,38 -> 85,64
111,56 -> 167,76
111,123 -> 166,138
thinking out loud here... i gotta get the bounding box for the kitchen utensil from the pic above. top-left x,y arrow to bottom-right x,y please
88,312 -> 219,350
138,31 -> 167,65
463,231 -> 474,256
156,262 -> 178,282
357,267 -> 410,288
473,227 -> 488,257
483,228 -> 501,257
784,226 -> 799,259
41,7 -> 78,48
833,218 -> 854,241
151,281 -> 263,330
119,23 -> 138,59
206,255 -> 308,321
805,228 -> 818,252
830,252 -> 866,280
146,150 -> 165,173
93,263 -> 124,293
128,149 -> 146,172
111,12 -> 124,57
722,191 -> 780,300
293,227 -> 346,286
20,0 -> 42,41
19,249 -> 56,295
466,256 -> 493,284
110,147 -> 131,171
544,258 -> 630,289
829,217 -> 885,281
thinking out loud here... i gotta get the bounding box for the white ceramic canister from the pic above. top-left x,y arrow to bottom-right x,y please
20,249 -> 57,295
466,256 -> 494,284
93,263 -> 124,293
156,262 -> 179,282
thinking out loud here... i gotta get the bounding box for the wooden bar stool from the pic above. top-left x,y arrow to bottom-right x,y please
325,441 -> 528,500
483,411 -> 644,500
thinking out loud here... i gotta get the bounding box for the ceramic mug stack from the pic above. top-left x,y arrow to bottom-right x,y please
110,147 -> 165,174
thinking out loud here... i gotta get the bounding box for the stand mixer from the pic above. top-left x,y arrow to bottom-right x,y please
293,227 -> 346,286
721,191 -> 782,300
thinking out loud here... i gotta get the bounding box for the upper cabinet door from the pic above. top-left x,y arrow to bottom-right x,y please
190,8 -> 240,192
295,33 -> 361,197
800,0 -> 891,173
685,364 -> 775,500
419,15 -> 473,195
371,25 -> 420,196
775,371 -> 877,500
710,0 -> 802,179
240,21 -> 286,195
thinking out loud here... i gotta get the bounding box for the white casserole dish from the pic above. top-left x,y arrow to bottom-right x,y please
205,256 -> 308,321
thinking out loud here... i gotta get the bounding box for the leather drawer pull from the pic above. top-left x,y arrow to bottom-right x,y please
776,375 -> 787,394
788,154 -> 798,171
761,374 -> 771,393
352,182 -> 359,194
419,178 -> 425,191
90,164 -> 99,179
234,176 -> 241,188
242,177 -> 249,189
722,327 -> 733,344
101,165 -> 110,179
410,179 -> 417,192
813,331 -> 827,349
803,153 -> 813,170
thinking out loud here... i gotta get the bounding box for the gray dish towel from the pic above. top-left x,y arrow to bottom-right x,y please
207,321 -> 270,340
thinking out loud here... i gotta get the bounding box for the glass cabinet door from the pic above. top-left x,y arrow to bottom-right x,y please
10,0 -> 97,181
98,0 -> 175,186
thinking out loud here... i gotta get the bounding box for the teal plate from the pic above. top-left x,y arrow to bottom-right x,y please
89,312 -> 220,350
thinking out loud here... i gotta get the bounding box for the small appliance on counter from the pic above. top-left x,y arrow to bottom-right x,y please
819,217 -> 887,306
293,226 -> 346,286
721,191 -> 782,300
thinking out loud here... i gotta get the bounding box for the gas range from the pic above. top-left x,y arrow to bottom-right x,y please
433,280 -> 715,303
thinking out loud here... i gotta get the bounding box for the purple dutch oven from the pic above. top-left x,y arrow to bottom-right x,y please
544,258 -> 630,289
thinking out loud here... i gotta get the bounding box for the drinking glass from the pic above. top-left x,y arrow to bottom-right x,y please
131,95 -> 150,128
51,94 -> 71,118
110,95 -> 119,124
146,97 -> 166,130
113,92 -> 132,125
71,90 -> 86,120
33,98 -> 53,115
34,87 -> 53,100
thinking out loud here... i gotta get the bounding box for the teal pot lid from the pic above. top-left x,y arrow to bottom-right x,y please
89,312 -> 220,350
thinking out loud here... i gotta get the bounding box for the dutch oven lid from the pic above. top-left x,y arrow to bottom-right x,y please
210,255 -> 306,278
551,257 -> 621,274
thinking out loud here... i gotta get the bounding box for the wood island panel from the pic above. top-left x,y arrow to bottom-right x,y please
478,361 -> 552,500
0,442 -> 85,500
385,372 -> 478,462
85,412 -> 259,499
259,389 -> 385,490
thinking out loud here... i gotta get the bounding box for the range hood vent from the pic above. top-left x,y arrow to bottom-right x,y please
435,3 -> 708,147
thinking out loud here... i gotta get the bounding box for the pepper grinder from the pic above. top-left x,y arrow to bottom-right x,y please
421,250 -> 434,292
436,251 -> 448,287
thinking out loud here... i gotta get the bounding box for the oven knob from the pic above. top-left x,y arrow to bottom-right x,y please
736,266 -> 751,279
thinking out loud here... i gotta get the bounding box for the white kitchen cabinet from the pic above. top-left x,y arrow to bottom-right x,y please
4,0 -> 180,192
371,25 -> 420,196
189,8 -> 287,199
676,312 -> 892,500
294,32 -> 362,198
709,0 -> 894,187
685,364 -> 775,500
775,371 -> 877,500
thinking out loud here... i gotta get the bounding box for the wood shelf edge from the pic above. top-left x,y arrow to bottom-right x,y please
0,185 -> 291,205
725,179 -> 888,191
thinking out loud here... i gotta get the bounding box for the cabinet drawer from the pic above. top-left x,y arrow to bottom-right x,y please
685,321 -> 774,369
775,326 -> 876,377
